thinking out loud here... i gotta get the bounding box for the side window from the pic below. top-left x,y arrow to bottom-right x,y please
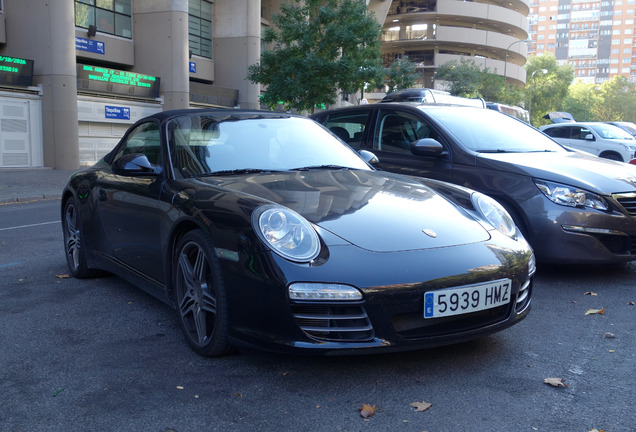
112,122 -> 161,166
571,127 -> 591,140
374,110 -> 435,154
544,127 -> 569,138
323,111 -> 370,149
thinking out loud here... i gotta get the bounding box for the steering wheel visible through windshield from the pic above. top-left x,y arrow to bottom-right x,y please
424,107 -> 567,153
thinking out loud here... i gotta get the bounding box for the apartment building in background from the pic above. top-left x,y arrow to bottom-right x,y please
528,0 -> 636,83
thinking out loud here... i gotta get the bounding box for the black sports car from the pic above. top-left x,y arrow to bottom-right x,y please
62,109 -> 534,357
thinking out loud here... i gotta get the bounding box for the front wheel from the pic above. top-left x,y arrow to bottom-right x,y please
173,230 -> 233,357
62,197 -> 97,278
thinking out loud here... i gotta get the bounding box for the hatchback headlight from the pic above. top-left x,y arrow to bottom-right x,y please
471,193 -> 517,239
253,205 -> 320,262
534,180 -> 608,211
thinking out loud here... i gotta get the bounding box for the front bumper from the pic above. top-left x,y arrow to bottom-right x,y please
222,237 -> 534,355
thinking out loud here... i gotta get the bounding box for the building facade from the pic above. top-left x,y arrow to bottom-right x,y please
528,0 -> 636,83
379,0 -> 531,88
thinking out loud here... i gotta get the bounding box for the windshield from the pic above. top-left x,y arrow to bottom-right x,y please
422,107 -> 567,153
166,114 -> 371,177
588,123 -> 635,140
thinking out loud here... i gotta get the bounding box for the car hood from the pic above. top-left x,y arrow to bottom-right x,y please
197,170 -> 490,252
476,151 -> 636,193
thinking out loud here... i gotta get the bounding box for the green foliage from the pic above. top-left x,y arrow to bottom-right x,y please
593,75 -> 636,122
247,0 -> 382,113
525,55 -> 574,126
435,58 -> 482,98
435,57 -> 524,106
383,56 -> 419,93
561,80 -> 601,122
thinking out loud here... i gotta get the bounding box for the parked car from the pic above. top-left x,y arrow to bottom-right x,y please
311,104 -> 636,264
540,122 -> 636,162
61,109 -> 534,357
606,121 -> 636,138
381,88 -> 486,108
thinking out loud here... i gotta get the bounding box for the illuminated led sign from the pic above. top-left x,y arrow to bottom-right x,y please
76,63 -> 160,98
0,56 -> 34,87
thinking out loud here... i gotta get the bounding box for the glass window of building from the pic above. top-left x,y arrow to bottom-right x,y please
189,0 -> 213,59
74,0 -> 132,38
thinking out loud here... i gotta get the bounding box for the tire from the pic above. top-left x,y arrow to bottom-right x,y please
173,230 -> 233,357
62,197 -> 98,278
600,152 -> 623,162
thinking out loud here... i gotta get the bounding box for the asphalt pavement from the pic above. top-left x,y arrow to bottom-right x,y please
0,168 -> 77,204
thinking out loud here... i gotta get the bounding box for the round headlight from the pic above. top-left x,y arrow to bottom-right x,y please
472,193 -> 517,239
253,206 -> 320,262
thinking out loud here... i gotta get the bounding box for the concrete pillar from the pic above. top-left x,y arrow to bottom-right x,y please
4,0 -> 79,169
214,0 -> 261,109
133,0 -> 190,110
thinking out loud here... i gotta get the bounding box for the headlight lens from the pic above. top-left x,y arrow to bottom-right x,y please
254,206 -> 320,262
534,180 -> 608,211
472,193 -> 517,239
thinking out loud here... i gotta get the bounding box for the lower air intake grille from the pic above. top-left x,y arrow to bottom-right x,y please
291,304 -> 374,342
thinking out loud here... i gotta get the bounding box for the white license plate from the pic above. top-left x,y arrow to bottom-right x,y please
424,278 -> 512,319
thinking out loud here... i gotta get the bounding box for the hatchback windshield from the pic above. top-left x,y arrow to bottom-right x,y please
167,114 -> 372,176
423,107 -> 566,153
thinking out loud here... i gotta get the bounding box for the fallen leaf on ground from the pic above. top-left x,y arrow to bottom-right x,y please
410,401 -> 432,412
584,291 -> 597,296
603,332 -> 616,338
359,404 -> 376,418
585,307 -> 605,315
628,301 -> 635,306
544,378 -> 568,388
56,274 -> 70,279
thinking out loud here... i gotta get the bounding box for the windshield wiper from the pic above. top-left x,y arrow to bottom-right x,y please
477,149 -> 513,153
198,168 -> 275,177
291,165 -> 352,171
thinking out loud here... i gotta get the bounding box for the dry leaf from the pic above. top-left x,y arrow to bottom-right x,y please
544,377 -> 568,388
410,401 -> 432,412
584,291 -> 597,296
56,274 -> 70,279
585,307 -> 605,315
603,332 -> 616,338
359,404 -> 376,418
628,301 -> 635,306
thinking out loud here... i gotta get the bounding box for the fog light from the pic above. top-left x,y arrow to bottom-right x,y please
288,283 -> 362,301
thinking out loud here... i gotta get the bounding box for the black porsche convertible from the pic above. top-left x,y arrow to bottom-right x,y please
61,109 -> 534,357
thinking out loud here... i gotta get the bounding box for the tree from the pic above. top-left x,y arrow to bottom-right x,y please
435,58 -> 482,98
435,58 -> 524,106
592,75 -> 636,121
525,54 -> 574,126
561,80 -> 601,122
246,0 -> 382,113
383,56 -> 419,94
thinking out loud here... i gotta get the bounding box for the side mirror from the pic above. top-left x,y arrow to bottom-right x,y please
584,133 -> 595,141
359,150 -> 379,166
113,153 -> 162,175
411,138 -> 446,157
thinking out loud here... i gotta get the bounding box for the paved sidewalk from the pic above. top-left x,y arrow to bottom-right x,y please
0,168 -> 77,204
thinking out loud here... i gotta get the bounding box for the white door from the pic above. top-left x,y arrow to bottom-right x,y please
0,98 -> 35,167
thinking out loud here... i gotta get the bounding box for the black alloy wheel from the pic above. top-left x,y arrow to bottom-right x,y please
173,230 -> 233,357
62,197 -> 96,278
